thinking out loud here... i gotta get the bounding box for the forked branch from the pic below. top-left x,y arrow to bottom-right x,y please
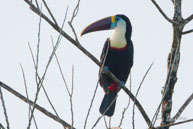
151,0 -> 175,24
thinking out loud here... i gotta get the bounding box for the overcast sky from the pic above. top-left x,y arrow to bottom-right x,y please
0,0 -> 193,129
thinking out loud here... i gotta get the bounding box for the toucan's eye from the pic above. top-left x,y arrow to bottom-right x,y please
115,17 -> 120,22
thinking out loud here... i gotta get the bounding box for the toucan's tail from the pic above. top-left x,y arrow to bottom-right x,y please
99,92 -> 117,117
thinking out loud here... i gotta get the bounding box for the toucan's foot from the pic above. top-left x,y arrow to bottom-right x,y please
119,81 -> 125,88
104,66 -> 109,72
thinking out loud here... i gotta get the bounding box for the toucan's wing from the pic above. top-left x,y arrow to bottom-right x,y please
100,39 -> 110,65
99,39 -> 110,92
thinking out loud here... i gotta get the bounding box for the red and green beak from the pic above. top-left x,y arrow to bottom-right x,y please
81,16 -> 117,36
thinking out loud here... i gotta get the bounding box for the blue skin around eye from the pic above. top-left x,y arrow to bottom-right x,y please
110,22 -> 117,29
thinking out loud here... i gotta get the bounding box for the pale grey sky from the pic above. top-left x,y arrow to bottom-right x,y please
0,0 -> 193,129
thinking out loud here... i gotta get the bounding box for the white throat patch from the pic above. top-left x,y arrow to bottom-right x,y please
110,19 -> 127,48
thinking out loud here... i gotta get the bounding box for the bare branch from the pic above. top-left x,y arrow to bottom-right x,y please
34,0 -> 39,9
0,123 -> 5,129
118,74 -> 132,128
41,0 -> 58,26
27,8 -> 43,128
0,87 -> 10,129
70,0 -> 81,23
119,99 -> 131,128
68,22 -> 79,42
133,63 -> 154,129
172,93 -> 193,122
182,28 -> 193,35
35,4 -> 42,88
184,14 -> 193,24
109,117 -> 111,128
84,78 -> 100,129
70,66 -> 75,129
68,0 -> 81,42
156,118 -> 193,129
0,81 -> 75,129
19,64 -> 38,129
103,117 -> 109,129
151,0 -> 175,24
27,12 -> 67,128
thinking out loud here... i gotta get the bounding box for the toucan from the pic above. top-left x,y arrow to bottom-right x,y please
81,14 -> 134,116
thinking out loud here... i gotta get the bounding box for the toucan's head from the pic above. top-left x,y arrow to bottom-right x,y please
81,14 -> 132,39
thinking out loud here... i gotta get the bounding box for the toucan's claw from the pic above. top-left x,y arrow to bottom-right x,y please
104,66 -> 109,72
119,81 -> 125,88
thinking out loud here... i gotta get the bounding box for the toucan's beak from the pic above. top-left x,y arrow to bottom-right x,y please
81,16 -> 116,36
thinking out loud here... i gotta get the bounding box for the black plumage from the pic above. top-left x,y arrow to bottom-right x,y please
80,14 -> 134,117
99,15 -> 134,116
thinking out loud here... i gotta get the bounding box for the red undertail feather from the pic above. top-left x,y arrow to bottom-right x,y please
108,82 -> 118,92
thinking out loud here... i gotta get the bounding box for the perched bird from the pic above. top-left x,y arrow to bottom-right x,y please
81,14 -> 134,116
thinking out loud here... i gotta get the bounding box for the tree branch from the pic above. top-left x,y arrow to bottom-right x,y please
133,63 -> 154,129
0,81 -> 75,129
182,28 -> 193,35
0,123 -> 6,129
19,64 -> 38,129
184,14 -> 193,24
172,92 -> 193,122
0,87 -> 10,129
156,118 -> 193,129
151,0 -> 175,24
161,0 -> 183,128
41,0 -> 58,26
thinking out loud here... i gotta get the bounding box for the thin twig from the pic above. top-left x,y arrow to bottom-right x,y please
172,92 -> 193,122
182,29 -> 193,35
156,118 -> 193,129
35,4 -> 42,89
118,74 -> 132,128
28,14 -> 67,128
84,79 -> 100,129
35,0 -> 39,9
70,66 -> 75,129
68,0 -> 81,42
27,7 -> 43,128
19,64 -> 38,129
51,44 -> 74,129
41,0 -> 58,26
109,117 -> 111,129
151,0 -> 175,24
29,34 -> 66,129
0,81 -> 75,129
132,63 -> 154,129
104,117 -> 109,129
70,0 -> 81,23
0,87 -> 10,129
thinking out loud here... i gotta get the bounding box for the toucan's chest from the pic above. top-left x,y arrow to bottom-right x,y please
104,45 -> 132,81
105,45 -> 131,69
